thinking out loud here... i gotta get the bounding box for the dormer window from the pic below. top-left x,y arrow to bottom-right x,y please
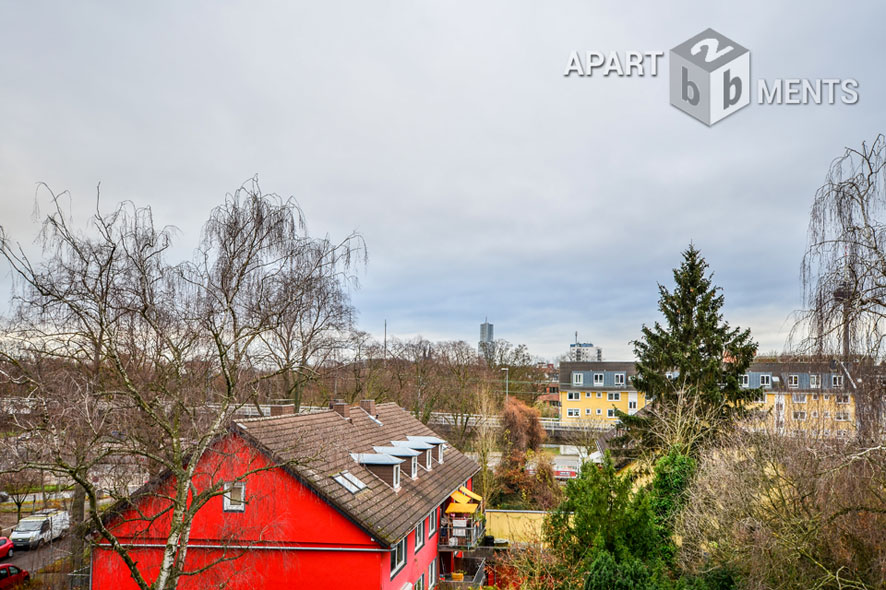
614,373 -> 625,387
352,453 -> 404,490
438,444 -> 444,464
593,373 -> 604,386
411,456 -> 418,479
426,450 -> 432,471
740,374 -> 749,387
760,374 -> 771,387
572,372 -> 583,386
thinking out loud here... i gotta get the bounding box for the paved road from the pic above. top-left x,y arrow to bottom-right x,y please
0,535 -> 72,574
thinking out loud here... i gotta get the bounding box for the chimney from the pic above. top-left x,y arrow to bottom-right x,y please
270,405 -> 295,417
328,398 -> 345,409
333,402 -> 351,419
359,399 -> 376,416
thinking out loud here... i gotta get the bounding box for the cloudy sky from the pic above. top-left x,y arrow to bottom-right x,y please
1,2 -> 884,361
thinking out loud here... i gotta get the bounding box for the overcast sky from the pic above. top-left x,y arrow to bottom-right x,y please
1,2 -> 884,361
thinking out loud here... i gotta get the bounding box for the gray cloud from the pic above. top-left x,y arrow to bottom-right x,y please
1,1 -> 884,360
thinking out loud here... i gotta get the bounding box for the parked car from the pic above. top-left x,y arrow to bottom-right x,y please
10,509 -> 70,550
0,539 -> 11,559
0,564 -> 28,589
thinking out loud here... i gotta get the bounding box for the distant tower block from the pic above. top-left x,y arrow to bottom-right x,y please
569,333 -> 602,362
479,318 -> 494,355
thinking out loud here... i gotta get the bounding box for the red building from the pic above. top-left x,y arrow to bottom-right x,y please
91,401 -> 482,590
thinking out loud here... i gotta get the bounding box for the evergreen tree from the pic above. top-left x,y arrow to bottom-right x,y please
617,245 -> 759,457
545,452 -> 660,564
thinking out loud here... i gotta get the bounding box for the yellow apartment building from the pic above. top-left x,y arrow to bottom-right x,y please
558,361 -> 647,424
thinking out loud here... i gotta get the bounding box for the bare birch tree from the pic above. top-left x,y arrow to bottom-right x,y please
0,178 -> 362,590
794,135 -> 886,438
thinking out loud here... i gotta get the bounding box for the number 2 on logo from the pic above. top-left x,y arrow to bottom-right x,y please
690,37 -> 734,62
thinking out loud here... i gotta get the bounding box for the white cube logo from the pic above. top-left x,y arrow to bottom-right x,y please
669,28 -> 750,126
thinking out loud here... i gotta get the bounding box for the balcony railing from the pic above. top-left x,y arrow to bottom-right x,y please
439,556 -> 486,589
438,518 -> 485,550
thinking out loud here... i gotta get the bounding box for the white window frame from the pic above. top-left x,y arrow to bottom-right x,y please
393,465 -> 401,489
390,537 -> 407,577
832,374 -> 843,388
810,374 -> 820,388
333,470 -> 367,494
791,393 -> 807,404
428,508 -> 437,536
628,400 -> 637,410
836,394 -> 850,405
567,391 -> 579,401
835,411 -> 851,422
415,519 -> 425,552
760,374 -> 772,387
438,445 -> 444,464
607,409 -> 615,418
596,392 -> 602,398
585,392 -> 592,398
740,374 -> 749,387
585,408 -> 592,415
223,482 -> 246,512
614,373 -> 626,386
572,372 -> 583,386
596,408 -> 602,415
593,373 -> 604,386
788,374 -> 799,388
411,456 -> 418,479
426,450 -> 432,471
792,411 -> 806,421
607,392 -> 620,402
567,408 -> 579,417
415,574 -> 425,590
754,390 -> 766,403
429,560 -> 437,588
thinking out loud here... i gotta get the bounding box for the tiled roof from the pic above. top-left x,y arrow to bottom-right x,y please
233,403 -> 479,547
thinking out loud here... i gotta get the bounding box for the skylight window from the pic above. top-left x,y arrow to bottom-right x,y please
333,470 -> 367,494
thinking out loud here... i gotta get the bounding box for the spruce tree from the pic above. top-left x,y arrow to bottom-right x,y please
616,245 -> 759,457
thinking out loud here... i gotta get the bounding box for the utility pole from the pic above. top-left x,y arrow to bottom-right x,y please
501,367 -> 509,403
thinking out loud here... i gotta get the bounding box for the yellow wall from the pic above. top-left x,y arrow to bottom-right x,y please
750,391 -> 855,435
485,509 -> 547,543
558,389 -> 647,423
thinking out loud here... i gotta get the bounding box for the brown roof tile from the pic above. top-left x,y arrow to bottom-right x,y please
234,403 -> 479,547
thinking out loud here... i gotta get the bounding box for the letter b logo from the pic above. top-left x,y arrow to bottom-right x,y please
669,29 -> 750,126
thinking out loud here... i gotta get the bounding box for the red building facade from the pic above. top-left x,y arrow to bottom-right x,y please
91,402 -> 480,590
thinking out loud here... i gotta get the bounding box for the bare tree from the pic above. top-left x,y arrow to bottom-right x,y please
677,427 -> 886,590
0,469 -> 40,523
794,135 -> 886,438
0,178 -> 359,590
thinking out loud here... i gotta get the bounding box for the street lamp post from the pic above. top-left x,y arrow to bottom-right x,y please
501,367 -> 509,403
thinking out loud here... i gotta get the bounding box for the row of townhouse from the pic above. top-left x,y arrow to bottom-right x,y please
91,401 -> 485,590
558,360 -> 875,436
